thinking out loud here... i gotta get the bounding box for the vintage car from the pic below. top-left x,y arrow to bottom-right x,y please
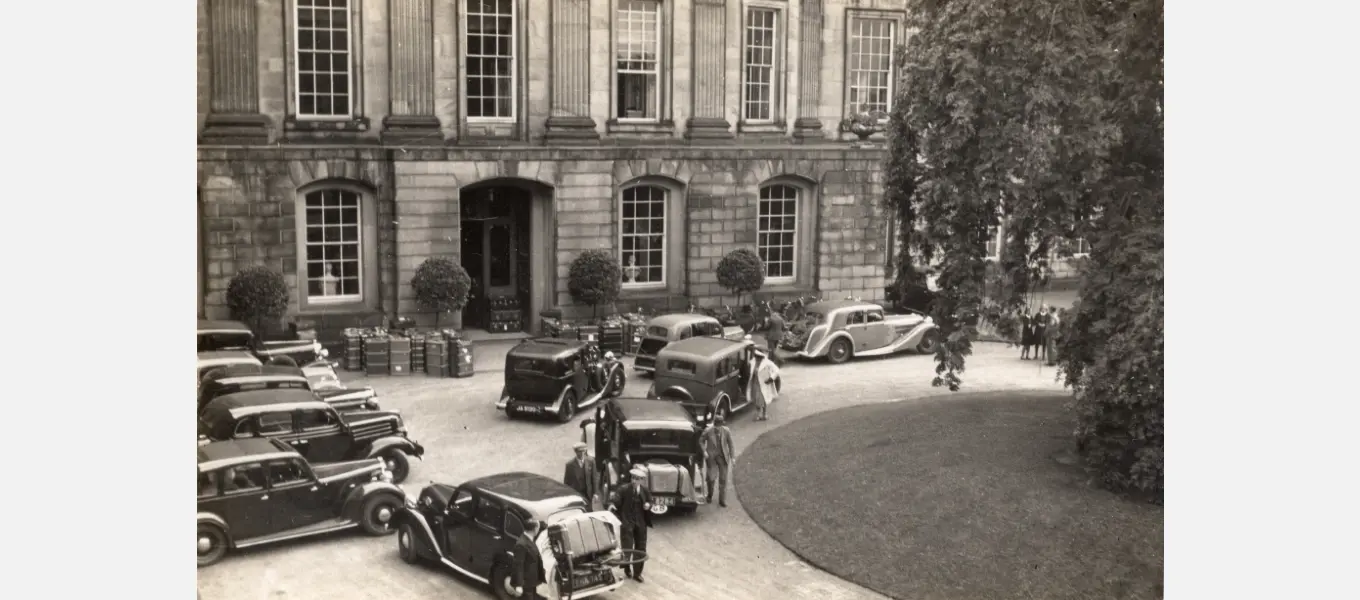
197,437 -> 405,567
395,472 -> 640,600
631,313 -> 746,375
197,351 -> 262,382
197,389 -> 425,483
580,398 -> 708,516
780,300 -> 940,364
494,338 -> 626,423
198,319 -> 326,367
197,364 -> 380,414
644,337 -> 759,422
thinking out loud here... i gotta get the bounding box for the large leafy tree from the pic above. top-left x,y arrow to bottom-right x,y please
887,0 -> 1163,494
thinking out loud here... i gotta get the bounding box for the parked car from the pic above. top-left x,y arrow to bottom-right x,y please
780,300 -> 940,364
580,398 -> 708,516
197,364 -> 380,414
197,438 -> 405,567
644,337 -> 760,422
197,389 -> 425,483
198,319 -> 326,367
197,351 -> 262,382
395,472 -> 635,600
494,338 -> 626,423
631,314 -> 746,375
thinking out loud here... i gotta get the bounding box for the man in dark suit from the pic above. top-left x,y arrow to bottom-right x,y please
563,442 -> 597,509
609,468 -> 654,583
700,413 -> 736,507
510,519 -> 544,600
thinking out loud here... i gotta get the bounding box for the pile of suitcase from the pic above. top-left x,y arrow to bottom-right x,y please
341,327 -> 476,378
537,311 -> 645,355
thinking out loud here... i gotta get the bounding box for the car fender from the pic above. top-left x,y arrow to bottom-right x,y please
547,384 -> 572,414
394,506 -> 440,558
712,391 -> 730,412
808,330 -> 853,357
341,481 -> 406,521
197,511 -> 229,537
888,321 -> 937,352
365,437 -> 425,460
659,386 -> 694,403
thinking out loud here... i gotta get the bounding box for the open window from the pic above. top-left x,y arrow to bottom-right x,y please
267,459 -> 313,487
297,407 -> 340,432
677,325 -> 694,340
504,512 -> 526,538
866,309 -> 885,323
221,463 -> 267,494
451,488 -> 475,519
847,311 -> 866,325
473,496 -> 504,530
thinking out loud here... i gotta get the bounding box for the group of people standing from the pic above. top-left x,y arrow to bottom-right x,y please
1019,305 -> 1063,365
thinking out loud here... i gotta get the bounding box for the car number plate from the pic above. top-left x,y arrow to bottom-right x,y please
655,496 -> 674,506
572,573 -> 605,589
516,405 -> 543,414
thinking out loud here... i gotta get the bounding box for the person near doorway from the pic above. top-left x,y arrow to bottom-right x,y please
700,414 -> 736,507
609,469 -> 654,583
563,442 -> 597,509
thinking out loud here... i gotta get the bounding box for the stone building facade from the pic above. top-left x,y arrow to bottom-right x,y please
197,0 -> 909,335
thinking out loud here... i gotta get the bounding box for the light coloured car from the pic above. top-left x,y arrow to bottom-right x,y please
781,300 -> 940,363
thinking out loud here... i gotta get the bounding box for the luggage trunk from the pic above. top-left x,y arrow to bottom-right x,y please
640,462 -> 699,501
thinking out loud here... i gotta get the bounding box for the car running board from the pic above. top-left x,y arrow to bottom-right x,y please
233,518 -> 356,548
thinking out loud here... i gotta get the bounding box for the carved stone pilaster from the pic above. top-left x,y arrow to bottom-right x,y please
202,0 -> 269,144
383,0 -> 442,144
546,0 -> 599,141
685,0 -> 732,139
792,0 -> 826,140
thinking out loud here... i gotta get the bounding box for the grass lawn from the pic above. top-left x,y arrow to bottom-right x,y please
736,391 -> 1163,600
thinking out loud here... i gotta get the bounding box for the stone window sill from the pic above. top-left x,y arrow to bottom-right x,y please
607,119 -> 676,136
286,116 -> 372,133
738,121 -> 788,135
296,298 -> 378,317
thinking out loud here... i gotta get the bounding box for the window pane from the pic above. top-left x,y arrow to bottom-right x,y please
304,188 -> 363,301
465,0 -> 516,119
620,186 -> 667,285
757,185 -> 799,279
847,18 -> 895,115
615,0 -> 661,120
295,0 -> 352,119
743,8 -> 778,122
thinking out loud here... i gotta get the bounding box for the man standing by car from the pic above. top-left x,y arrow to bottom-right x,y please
563,442 -> 597,509
765,309 -> 786,356
511,519 -> 545,600
610,468 -> 654,583
700,413 -> 736,507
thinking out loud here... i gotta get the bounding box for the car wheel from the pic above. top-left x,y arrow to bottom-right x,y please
397,523 -> 421,563
827,338 -> 852,364
379,449 -> 412,484
607,368 -> 626,398
359,493 -> 402,536
719,398 -> 732,422
558,389 -> 578,423
917,329 -> 941,354
197,522 -> 229,568
491,561 -> 519,600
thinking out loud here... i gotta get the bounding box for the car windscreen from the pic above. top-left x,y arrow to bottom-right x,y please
508,357 -> 557,376
199,332 -> 253,352
647,326 -> 669,337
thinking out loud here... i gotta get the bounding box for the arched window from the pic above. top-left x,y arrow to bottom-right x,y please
620,185 -> 668,287
757,184 -> 800,283
294,181 -> 378,310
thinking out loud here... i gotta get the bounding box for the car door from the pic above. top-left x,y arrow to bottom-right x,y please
264,458 -> 334,531
442,488 -> 481,571
294,407 -> 352,463
231,412 -> 294,442
468,495 -> 508,578
843,310 -> 870,351
215,462 -> 275,541
715,356 -> 742,407
860,309 -> 893,350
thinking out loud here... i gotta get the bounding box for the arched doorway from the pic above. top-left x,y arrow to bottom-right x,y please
459,180 -> 553,333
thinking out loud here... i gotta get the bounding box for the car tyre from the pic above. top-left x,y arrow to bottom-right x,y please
917,329 -> 941,354
397,523 -> 421,564
491,560 -> 519,600
827,338 -> 852,364
558,389 -> 578,423
359,493 -> 402,536
378,449 -> 412,484
197,522 -> 229,568
607,367 -> 626,398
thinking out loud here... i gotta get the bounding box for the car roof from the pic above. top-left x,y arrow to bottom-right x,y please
612,398 -> 696,424
466,472 -> 587,518
806,300 -> 881,313
198,351 -> 260,365
202,364 -> 306,381
201,389 -> 328,420
197,438 -> 298,471
658,336 -> 747,360
647,313 -> 715,328
198,319 -> 251,333
509,338 -> 585,359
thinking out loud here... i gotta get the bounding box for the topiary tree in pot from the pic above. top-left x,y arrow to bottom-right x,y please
410,257 -> 473,328
567,250 -> 622,321
226,266 -> 290,336
716,248 -> 766,308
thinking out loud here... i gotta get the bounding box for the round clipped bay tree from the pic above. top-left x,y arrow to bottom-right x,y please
716,248 -> 765,307
226,266 -> 290,334
567,250 -> 622,319
887,0 -> 1163,495
411,257 -> 473,327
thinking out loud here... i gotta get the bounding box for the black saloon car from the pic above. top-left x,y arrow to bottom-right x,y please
197,438 -> 406,567
581,398 -> 708,516
495,338 -> 626,423
197,389 -> 425,483
395,472 -> 632,600
198,319 -> 325,366
197,364 -> 380,414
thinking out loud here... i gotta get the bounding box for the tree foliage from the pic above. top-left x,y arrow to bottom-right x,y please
226,266 -> 290,334
567,250 -> 622,318
715,248 -> 766,305
410,257 -> 472,327
887,0 -> 1163,494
